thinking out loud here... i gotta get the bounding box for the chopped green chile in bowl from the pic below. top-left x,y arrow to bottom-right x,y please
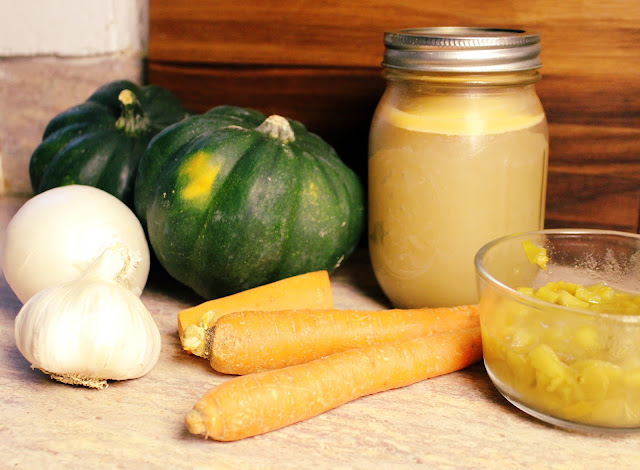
474,229 -> 640,432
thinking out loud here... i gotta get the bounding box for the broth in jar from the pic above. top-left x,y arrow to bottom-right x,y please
368,28 -> 549,308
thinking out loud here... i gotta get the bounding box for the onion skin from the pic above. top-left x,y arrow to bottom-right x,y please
2,185 -> 150,304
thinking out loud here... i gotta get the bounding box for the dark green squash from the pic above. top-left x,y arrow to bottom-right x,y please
29,79 -> 190,205
134,106 -> 365,299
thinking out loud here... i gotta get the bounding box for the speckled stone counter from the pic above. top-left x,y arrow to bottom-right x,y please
1,196 -> 638,469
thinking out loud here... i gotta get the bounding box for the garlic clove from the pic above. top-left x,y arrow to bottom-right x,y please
14,244 -> 161,389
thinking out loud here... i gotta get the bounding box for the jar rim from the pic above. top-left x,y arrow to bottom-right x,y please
383,27 -> 542,73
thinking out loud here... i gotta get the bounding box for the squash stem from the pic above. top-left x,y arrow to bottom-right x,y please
115,89 -> 152,137
256,115 -> 295,144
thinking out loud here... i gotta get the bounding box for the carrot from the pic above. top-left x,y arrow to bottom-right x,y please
183,305 -> 479,374
177,270 -> 333,339
185,326 -> 482,441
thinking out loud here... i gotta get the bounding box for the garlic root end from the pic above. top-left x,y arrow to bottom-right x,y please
36,367 -> 108,389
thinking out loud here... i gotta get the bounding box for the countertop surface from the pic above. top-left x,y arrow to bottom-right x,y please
1,195 -> 638,469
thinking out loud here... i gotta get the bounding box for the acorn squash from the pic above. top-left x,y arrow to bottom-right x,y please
134,106 -> 365,299
29,80 -> 189,205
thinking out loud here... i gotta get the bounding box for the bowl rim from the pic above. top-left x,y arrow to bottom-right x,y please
474,228 -> 640,322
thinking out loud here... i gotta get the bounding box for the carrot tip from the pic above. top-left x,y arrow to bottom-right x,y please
185,409 -> 207,436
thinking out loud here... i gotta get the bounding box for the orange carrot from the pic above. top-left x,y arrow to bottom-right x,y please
185,326 -> 482,441
177,271 -> 333,339
183,305 -> 479,374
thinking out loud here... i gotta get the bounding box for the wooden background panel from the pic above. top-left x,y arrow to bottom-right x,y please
148,0 -> 640,232
149,0 -> 640,71
146,63 -> 383,178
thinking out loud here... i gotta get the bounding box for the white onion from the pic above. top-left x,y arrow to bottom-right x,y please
2,185 -> 150,303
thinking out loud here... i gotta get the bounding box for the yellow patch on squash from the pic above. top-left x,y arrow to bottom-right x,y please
180,151 -> 221,201
306,181 -> 318,199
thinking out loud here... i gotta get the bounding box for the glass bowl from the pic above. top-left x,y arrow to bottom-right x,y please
474,229 -> 640,432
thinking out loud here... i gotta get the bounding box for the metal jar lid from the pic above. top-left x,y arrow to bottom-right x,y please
383,27 -> 542,72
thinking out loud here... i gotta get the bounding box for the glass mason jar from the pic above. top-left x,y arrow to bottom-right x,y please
368,27 -> 549,308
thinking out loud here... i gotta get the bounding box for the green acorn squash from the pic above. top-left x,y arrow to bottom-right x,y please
134,106 -> 365,299
29,79 -> 189,205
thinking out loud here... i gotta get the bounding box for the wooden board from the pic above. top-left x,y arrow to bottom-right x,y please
148,0 -> 640,231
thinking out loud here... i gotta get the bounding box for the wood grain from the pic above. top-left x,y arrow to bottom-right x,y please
149,0 -> 640,70
148,0 -> 640,232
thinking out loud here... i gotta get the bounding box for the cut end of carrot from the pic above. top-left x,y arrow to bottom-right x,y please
181,325 -> 207,358
185,409 -> 207,436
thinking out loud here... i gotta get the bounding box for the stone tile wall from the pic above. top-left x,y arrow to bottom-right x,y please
0,0 -> 147,197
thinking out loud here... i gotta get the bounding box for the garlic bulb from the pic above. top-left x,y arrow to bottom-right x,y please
14,242 -> 161,389
2,185 -> 149,304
